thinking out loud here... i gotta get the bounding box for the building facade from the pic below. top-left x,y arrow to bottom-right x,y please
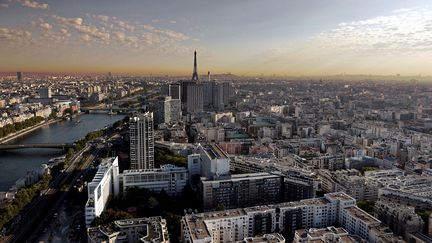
181,192 -> 400,243
186,83 -> 204,113
156,96 -> 181,125
122,164 -> 188,196
85,157 -> 120,227
198,144 -> 230,179
200,173 -> 283,211
129,112 -> 155,170
87,217 -> 169,243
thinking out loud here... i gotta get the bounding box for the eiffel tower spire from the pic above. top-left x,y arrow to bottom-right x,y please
192,50 -> 199,82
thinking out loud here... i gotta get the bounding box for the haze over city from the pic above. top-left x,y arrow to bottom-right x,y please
2,0 -> 432,75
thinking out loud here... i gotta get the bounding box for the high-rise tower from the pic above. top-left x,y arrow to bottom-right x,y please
16,72 -> 22,81
129,112 -> 155,170
192,50 -> 199,82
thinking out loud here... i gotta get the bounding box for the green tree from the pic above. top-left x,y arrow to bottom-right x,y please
357,201 -> 375,214
147,197 -> 159,209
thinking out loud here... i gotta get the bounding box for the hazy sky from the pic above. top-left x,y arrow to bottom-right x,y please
1,0 -> 432,75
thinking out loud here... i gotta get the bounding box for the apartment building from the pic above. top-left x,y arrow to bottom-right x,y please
87,217 -> 169,243
122,164 -> 188,196
182,192 -> 404,243
200,173 -> 282,211
85,157 -> 120,227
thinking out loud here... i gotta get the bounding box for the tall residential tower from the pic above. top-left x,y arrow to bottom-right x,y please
129,112 -> 155,170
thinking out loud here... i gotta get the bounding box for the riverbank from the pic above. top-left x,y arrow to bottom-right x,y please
0,114 -> 125,192
0,119 -> 61,144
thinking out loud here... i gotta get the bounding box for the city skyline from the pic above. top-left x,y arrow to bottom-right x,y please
1,0 -> 432,76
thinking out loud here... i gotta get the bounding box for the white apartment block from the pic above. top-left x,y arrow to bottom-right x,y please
122,164 -> 188,196
181,192 -> 395,243
198,144 -> 230,179
85,157 -> 120,227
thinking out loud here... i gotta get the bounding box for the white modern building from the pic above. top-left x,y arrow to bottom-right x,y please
129,112 -> 155,170
122,164 -> 188,196
198,144 -> 230,179
85,157 -> 120,227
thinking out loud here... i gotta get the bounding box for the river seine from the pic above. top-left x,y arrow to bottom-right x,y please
0,114 -> 124,191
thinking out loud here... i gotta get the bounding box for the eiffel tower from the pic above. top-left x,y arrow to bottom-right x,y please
191,50 -> 199,82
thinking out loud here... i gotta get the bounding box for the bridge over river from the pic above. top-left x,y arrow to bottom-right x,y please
0,143 -> 75,151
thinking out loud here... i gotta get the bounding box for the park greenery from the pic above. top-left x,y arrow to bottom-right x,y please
359,166 -> 379,175
0,174 -> 52,229
357,200 -> 375,214
62,108 -> 78,116
94,186 -> 200,241
51,130 -> 104,176
417,209 -> 432,233
0,116 -> 44,139
155,148 -> 187,167
112,116 -> 129,130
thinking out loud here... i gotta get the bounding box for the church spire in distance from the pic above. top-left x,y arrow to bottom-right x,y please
192,50 -> 199,82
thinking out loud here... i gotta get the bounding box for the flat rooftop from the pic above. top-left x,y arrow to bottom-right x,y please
305,227 -> 348,238
203,144 -> 229,160
89,157 -> 116,186
88,217 -> 167,242
201,172 -> 280,183
185,215 -> 212,240
202,208 -> 247,220
325,192 -> 356,202
237,233 -> 285,243
345,206 -> 380,225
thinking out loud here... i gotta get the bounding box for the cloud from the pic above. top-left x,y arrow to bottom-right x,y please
156,29 -> 188,41
80,34 -> 91,42
52,15 -> 83,26
16,0 -> 48,9
52,15 -> 110,43
235,7 -> 432,75
39,22 -> 52,31
112,31 -> 139,48
142,24 -> 188,41
113,19 -> 135,32
313,7 -> 432,56
75,25 -> 110,42
2,11 -> 195,58
143,24 -> 155,31
113,31 -> 125,41
0,27 -> 32,44
97,15 -> 110,22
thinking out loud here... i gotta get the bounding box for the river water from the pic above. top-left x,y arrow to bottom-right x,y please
0,114 -> 124,191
